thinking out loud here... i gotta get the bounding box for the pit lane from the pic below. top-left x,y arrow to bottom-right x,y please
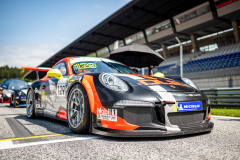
0,103 -> 239,159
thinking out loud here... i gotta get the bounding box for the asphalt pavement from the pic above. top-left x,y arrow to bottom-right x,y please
0,103 -> 239,160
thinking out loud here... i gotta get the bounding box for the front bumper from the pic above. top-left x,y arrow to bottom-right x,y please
92,99 -> 213,137
15,97 -> 26,107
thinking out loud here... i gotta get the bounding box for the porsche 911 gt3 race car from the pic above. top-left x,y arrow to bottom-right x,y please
24,57 -> 213,137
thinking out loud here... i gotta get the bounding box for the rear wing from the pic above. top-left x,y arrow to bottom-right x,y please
21,67 -> 51,80
21,67 -> 51,72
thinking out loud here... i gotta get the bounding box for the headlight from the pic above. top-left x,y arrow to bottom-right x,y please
182,78 -> 199,90
99,73 -> 128,92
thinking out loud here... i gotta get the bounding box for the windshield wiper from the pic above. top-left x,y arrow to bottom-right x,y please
100,59 -> 122,73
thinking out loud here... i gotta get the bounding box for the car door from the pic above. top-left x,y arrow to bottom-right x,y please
43,61 -> 70,118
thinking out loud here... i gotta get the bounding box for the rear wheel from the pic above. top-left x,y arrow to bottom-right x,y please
67,84 -> 90,133
26,89 -> 36,118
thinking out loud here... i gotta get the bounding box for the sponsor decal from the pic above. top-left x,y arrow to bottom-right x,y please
138,78 -> 187,86
45,108 -> 55,113
97,108 -> 117,122
66,75 -> 74,82
73,63 -> 97,70
34,88 -> 41,95
175,101 -> 202,112
57,109 -> 67,120
59,115 -> 67,120
36,104 -> 41,108
49,80 -> 56,92
170,85 -> 175,88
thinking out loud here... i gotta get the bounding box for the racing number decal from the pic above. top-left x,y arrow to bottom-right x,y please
57,84 -> 65,96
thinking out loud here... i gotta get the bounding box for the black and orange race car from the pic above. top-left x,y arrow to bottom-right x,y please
24,57 -> 213,137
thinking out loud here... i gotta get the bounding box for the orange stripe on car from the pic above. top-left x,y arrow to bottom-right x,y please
82,75 -> 139,130
206,111 -> 211,120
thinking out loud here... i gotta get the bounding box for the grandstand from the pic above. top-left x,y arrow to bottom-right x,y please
139,42 -> 240,88
159,42 -> 240,76
24,0 -> 240,89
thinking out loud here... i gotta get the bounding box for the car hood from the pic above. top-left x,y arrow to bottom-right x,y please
114,74 -> 197,93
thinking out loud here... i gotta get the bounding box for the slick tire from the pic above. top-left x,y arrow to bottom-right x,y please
67,84 -> 90,134
10,95 -> 13,106
26,89 -> 36,118
13,95 -> 19,108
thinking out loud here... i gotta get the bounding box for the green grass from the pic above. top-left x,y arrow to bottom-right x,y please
211,108 -> 240,117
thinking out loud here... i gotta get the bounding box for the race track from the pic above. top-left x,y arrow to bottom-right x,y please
0,103 -> 239,159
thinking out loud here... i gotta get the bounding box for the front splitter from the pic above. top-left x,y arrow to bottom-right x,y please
92,122 -> 214,137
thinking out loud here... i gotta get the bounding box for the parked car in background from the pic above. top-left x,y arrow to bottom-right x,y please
10,88 -> 28,107
0,79 -> 28,107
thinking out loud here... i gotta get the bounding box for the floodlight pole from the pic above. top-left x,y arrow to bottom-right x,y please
175,37 -> 183,78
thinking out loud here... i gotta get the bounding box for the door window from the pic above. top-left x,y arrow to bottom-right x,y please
52,61 -> 68,76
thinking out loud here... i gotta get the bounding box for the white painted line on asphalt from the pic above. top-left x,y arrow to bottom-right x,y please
212,115 -> 240,119
0,136 -> 100,150
0,140 -> 13,150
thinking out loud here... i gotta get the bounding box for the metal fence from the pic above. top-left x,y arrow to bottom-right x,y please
202,87 -> 240,107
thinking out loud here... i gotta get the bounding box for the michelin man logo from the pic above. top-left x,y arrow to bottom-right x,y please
179,104 -> 183,110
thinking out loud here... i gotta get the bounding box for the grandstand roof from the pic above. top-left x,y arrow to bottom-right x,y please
25,0 -> 240,79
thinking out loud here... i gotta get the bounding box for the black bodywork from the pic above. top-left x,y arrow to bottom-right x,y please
28,71 -> 213,137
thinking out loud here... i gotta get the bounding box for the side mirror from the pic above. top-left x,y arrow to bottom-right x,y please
47,69 -> 63,80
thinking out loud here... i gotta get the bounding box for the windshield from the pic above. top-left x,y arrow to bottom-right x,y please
72,61 -> 137,74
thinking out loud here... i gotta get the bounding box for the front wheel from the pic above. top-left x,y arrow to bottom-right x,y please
67,84 -> 90,134
26,89 -> 36,118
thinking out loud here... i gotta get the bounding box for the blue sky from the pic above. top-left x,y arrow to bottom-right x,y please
0,0 -> 131,68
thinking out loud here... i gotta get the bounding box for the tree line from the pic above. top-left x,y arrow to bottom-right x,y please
0,65 -> 34,83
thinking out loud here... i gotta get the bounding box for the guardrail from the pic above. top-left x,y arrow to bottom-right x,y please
201,87 -> 240,107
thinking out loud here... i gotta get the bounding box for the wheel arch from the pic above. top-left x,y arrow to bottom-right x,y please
66,77 -> 93,133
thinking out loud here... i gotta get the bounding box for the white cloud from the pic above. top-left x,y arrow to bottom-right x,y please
0,43 -> 64,68
94,4 -> 104,9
